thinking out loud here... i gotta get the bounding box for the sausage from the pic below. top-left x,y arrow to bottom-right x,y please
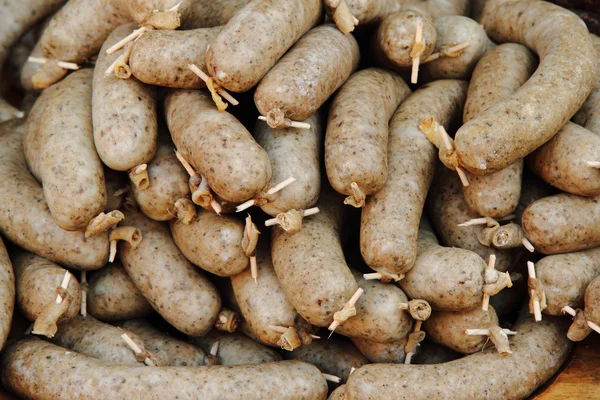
375,10 -> 437,69
24,68 -> 107,231
205,0 -> 322,92
461,43 -> 536,217
283,337 -> 369,387
573,34 -> 600,134
131,133 -> 190,221
271,188 -> 358,327
170,209 -> 248,277
325,68 -> 411,206
529,122 -> 600,196
255,24 -> 360,125
421,15 -> 489,81
191,331 -> 282,365
2,337 -> 328,400
522,193 -> 600,254
87,262 -> 154,322
351,337 -> 407,363
165,89 -> 272,203
423,306 -> 499,354
118,208 -> 221,335
0,120 -> 109,269
455,0 -> 597,174
360,80 -> 468,277
335,271 -> 413,343
536,247 -> 600,315
0,238 -> 14,352
231,242 -> 316,348
345,309 -> 571,399
93,23 -> 157,172
119,319 -> 210,366
12,251 -> 81,337
129,26 -> 222,89
399,217 -> 486,311
255,112 -> 324,216
403,0 -> 470,19
181,0 -> 250,29
323,0 -> 402,25
329,385 -> 347,400
565,275 -> 600,341
0,0 -> 64,121
51,315 -> 152,365
426,169 -> 515,273
31,0 -> 193,88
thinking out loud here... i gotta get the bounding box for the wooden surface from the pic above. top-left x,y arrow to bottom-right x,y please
532,334 -> 600,399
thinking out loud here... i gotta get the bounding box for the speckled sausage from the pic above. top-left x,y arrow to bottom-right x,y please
323,0 -> 402,25
255,24 -> 360,124
0,238 -> 14,352
329,385 -> 347,400
171,210 -> 248,277
271,188 -> 358,327
32,0 -> 192,88
426,169 -> 515,273
461,43 -> 536,217
182,0 -> 250,28
205,0 -> 322,92
421,15 -> 489,81
93,23 -> 157,172
118,208 -> 221,335
12,251 -> 81,326
0,121 -> 109,269
255,112 -> 324,216
325,68 -> 411,206
403,0 -> 470,19
423,306 -> 499,354
455,0 -> 597,174
231,242 -> 315,348
165,90 -> 272,203
573,34 -> 600,134
360,80 -> 468,277
522,193 -> 600,254
335,271 -> 413,343
132,134 -> 189,221
24,69 -> 107,231
584,276 -> 600,326
283,337 -> 369,386
351,337 -> 407,363
400,217 -> 486,311
129,26 -> 222,89
2,338 -> 328,400
345,310 -> 571,399
375,10 -> 437,68
529,122 -> 600,196
52,315 -> 150,365
0,0 -> 64,120
191,331 -> 282,365
87,262 -> 154,322
536,247 -> 600,315
119,319 -> 210,366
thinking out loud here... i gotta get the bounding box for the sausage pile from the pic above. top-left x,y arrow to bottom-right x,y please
0,0 -> 599,399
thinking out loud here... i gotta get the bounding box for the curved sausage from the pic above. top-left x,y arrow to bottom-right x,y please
205,0 -> 322,92
271,188 -> 358,327
93,23 -> 157,172
461,43 -> 536,217
0,238 -> 14,352
118,208 -> 221,336
165,89 -> 272,203
455,0 -> 596,174
255,112 -> 324,216
325,68 -> 411,206
2,337 -> 328,400
255,24 -> 360,125
573,34 -> 600,134
87,262 -> 154,322
360,80 -> 468,277
0,121 -> 109,269
345,309 -> 571,399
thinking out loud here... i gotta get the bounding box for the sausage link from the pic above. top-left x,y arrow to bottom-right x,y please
0,238 -> 14,352
351,337 -> 407,363
455,0 -> 597,174
181,0 -> 250,29
190,330 -> 282,365
573,34 -> 600,134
